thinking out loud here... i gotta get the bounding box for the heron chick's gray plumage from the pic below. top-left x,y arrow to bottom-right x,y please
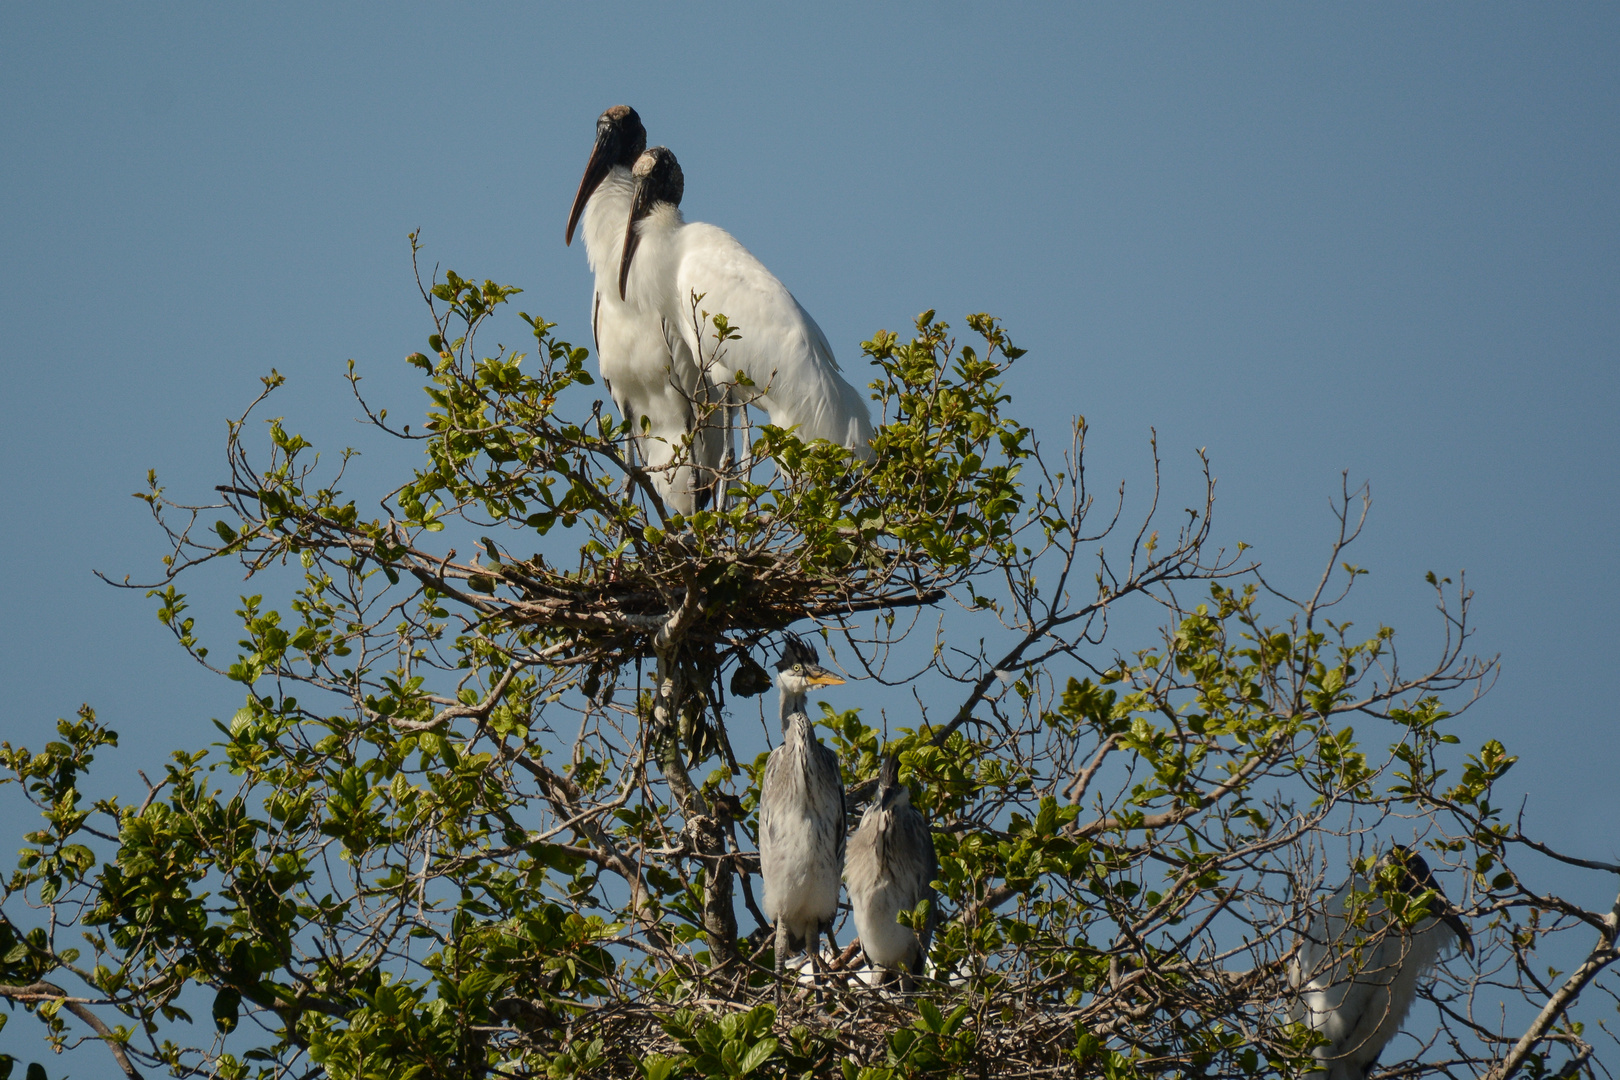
1291,845 -> 1473,1080
757,635 -> 847,1004
845,752 -> 937,987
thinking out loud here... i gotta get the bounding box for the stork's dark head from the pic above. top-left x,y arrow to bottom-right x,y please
1378,845 -> 1474,956
618,146 -> 684,300
774,633 -> 844,695
565,105 -> 647,246
631,145 -> 684,205
876,753 -> 911,811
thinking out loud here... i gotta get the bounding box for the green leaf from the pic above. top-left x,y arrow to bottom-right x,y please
639,1056 -> 678,1080
737,1037 -> 778,1075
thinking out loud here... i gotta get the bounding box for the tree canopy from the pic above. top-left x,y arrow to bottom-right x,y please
2,242 -> 1615,1080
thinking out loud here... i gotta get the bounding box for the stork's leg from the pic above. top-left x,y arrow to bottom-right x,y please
773,919 -> 788,1010
718,398 -> 736,512
699,373 -> 726,513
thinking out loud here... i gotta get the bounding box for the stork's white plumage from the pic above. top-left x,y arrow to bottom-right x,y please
1290,846 -> 1473,1080
617,146 -> 874,459
566,108 -> 721,514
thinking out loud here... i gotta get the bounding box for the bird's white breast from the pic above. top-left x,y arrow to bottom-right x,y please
845,804 -> 927,969
581,171 -> 672,396
758,735 -> 844,940
580,167 -> 634,283
575,172 -> 718,513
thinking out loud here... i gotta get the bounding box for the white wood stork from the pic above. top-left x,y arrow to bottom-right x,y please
1290,845 -> 1473,1080
616,146 -> 875,460
845,752 -> 937,988
757,635 -> 847,1005
566,107 -> 721,514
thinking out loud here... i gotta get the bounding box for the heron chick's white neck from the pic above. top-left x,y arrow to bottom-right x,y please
779,682 -> 809,731
778,672 -> 840,731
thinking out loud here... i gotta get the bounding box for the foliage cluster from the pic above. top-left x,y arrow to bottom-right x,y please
1,250 -> 1615,1080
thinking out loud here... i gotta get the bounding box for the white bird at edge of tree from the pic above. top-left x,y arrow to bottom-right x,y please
566,106 -> 722,515
1290,845 -> 1474,1080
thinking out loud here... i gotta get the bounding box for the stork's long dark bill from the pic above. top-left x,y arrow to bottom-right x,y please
565,137 -> 614,247
617,176 -> 657,300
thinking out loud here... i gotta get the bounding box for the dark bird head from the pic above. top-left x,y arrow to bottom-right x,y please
1378,844 -> 1474,956
775,633 -> 845,695
618,145 -> 683,300
565,105 -> 647,246
876,752 -> 912,811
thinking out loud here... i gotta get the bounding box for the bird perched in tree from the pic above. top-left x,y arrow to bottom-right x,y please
565,107 -> 721,513
1291,845 -> 1473,1080
845,752 -> 937,987
757,634 -> 847,1004
616,145 -> 875,459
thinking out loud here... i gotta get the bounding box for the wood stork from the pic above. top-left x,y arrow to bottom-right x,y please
845,752 -> 937,988
757,635 -> 847,1005
565,107 -> 720,514
1290,846 -> 1473,1080
616,146 -> 875,460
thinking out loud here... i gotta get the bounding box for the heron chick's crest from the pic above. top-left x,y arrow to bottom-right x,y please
876,752 -> 911,811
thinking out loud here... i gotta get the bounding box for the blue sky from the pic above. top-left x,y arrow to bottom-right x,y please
1,1 -> 1616,1059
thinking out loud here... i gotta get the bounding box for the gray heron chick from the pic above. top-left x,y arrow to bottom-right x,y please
757,635 -> 847,1004
1291,845 -> 1473,1080
845,752 -> 937,986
